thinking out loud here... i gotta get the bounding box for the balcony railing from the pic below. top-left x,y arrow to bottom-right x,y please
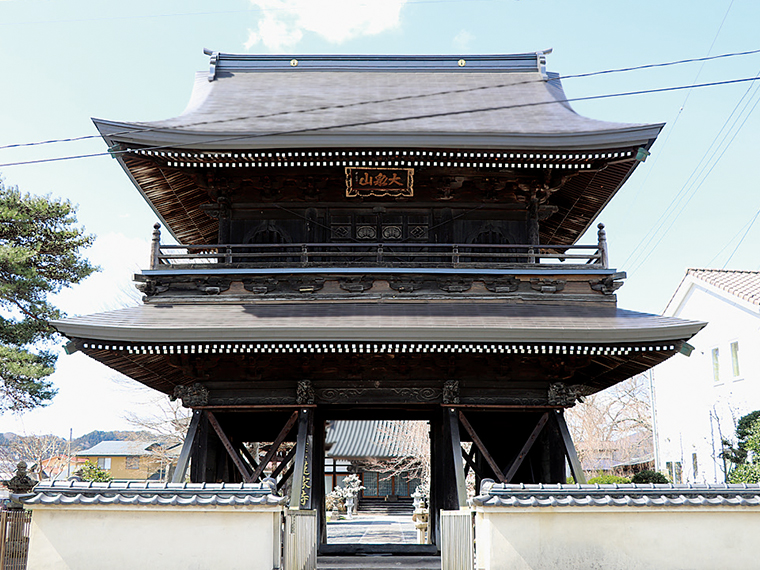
148,224 -> 609,271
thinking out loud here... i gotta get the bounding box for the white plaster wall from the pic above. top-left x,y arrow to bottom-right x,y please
27,505 -> 282,570
653,280 -> 760,483
475,506 -> 760,570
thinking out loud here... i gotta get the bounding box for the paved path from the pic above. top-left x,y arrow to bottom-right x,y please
327,514 -> 419,544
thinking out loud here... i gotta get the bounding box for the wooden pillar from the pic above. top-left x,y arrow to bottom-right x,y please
313,411 -> 328,545
190,411 -> 221,483
290,409 -> 315,510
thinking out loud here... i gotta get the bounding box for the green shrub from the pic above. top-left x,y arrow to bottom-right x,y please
631,470 -> 669,484
587,474 -> 631,484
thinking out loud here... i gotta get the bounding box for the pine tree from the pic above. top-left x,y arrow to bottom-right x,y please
0,180 -> 95,411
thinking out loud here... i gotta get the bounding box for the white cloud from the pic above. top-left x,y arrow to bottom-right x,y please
453,29 -> 474,51
245,0 -> 407,51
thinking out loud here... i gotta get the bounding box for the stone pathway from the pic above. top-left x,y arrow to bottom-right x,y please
327,514 -> 419,544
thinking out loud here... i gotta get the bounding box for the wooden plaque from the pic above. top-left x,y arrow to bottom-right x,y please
345,167 -> 414,198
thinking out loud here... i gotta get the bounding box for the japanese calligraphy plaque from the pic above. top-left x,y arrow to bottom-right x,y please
345,167 -> 414,198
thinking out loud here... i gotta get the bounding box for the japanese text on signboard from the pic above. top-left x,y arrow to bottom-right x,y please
345,167 -> 414,198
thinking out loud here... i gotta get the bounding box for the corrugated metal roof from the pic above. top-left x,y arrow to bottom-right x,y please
325,420 -> 424,459
23,481 -> 286,507
473,483 -> 760,508
687,268 -> 760,306
76,441 -> 159,457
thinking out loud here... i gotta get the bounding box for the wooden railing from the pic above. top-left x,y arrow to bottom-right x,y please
149,224 -> 609,271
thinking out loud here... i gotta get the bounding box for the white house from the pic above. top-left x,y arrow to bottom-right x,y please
653,269 -> 760,483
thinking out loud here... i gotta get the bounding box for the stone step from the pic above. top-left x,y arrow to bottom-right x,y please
317,555 -> 441,569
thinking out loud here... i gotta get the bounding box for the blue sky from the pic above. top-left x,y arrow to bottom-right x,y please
0,0 -> 758,436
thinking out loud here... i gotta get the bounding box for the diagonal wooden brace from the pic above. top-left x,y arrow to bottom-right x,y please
553,409 -> 587,484
457,410 -> 507,483
250,410 -> 299,483
206,410 -> 253,483
503,412 -> 549,483
171,409 -> 202,484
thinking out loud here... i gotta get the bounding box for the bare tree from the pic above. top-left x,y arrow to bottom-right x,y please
565,374 -> 653,477
363,420 -> 430,488
0,434 -> 67,479
124,396 -> 191,481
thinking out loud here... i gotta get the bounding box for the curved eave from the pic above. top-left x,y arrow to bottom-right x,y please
52,303 -> 705,345
95,118 -> 663,152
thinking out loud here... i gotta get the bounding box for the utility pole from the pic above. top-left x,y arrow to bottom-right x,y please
66,428 -> 72,478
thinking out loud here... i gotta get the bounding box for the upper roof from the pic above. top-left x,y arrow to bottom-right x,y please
94,52 -> 662,151
76,441 -> 159,457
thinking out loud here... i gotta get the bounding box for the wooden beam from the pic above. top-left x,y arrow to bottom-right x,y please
553,410 -> 587,484
206,411 -> 253,483
171,409 -> 202,484
503,412 -> 549,483
461,445 -> 484,479
271,445 -> 297,480
290,409 -> 314,510
250,410 -> 299,483
447,408 -> 468,508
457,411 -> 507,483
238,442 -> 260,472
277,463 -> 295,492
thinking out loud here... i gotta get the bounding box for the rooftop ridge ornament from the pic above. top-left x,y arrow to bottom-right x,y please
201,49 -> 553,81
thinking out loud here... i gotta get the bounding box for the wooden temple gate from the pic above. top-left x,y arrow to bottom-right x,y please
51,51 -> 705,567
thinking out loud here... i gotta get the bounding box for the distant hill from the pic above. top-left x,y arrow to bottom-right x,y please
0,429 -> 160,459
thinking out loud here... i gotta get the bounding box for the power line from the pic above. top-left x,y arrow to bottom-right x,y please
705,208 -> 760,268
626,73 -> 760,275
3,47 -> 760,152
618,0 -> 737,213
3,75 -> 760,169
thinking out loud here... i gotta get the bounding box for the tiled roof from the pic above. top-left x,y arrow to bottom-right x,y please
473,482 -> 760,508
325,420 -> 423,459
23,481 -> 286,507
687,269 -> 760,306
76,441 -> 159,457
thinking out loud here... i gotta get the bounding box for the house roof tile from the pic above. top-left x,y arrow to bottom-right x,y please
687,269 -> 760,306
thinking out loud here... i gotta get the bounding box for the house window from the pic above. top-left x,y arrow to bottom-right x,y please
97,457 -> 112,470
731,342 -> 740,378
692,452 -> 698,479
711,348 -> 720,383
125,456 -> 140,470
666,461 -> 682,483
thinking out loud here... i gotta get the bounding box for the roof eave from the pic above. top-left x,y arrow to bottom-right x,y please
52,319 -> 706,345
93,118 -> 664,152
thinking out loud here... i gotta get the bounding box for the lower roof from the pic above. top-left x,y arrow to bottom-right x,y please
53,301 -> 704,345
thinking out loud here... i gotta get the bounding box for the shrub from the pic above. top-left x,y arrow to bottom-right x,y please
631,470 -> 669,484
587,474 -> 631,484
76,461 -> 113,482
